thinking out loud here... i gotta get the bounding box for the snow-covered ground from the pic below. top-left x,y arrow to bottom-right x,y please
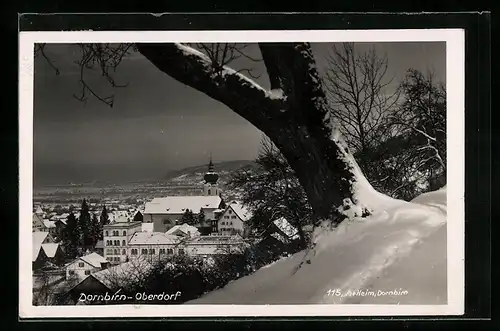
186,186 -> 447,305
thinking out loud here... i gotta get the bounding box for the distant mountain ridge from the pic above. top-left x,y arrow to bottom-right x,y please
165,160 -> 256,183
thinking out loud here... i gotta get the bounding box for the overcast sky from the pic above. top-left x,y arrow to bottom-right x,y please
33,42 -> 445,185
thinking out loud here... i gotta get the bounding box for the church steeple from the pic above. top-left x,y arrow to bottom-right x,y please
203,153 -> 220,196
204,153 -> 219,185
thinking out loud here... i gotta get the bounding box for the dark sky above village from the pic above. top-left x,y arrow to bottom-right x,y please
33,42 -> 445,185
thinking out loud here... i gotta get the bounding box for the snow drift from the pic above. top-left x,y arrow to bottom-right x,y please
186,186 -> 447,305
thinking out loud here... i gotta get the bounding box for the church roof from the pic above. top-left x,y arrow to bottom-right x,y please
144,196 -> 222,215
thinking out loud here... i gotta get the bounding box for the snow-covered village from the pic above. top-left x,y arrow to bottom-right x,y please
27,37 -> 457,309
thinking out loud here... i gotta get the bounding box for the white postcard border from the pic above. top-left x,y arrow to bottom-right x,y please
19,29 -> 465,318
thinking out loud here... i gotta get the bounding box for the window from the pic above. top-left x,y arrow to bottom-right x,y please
167,249 -> 173,255
163,219 -> 170,224
141,249 -> 148,255
114,240 -> 119,246
69,270 -> 75,275
106,249 -> 113,254
229,210 -> 232,214
114,249 -> 119,255
159,248 -> 165,254
105,231 -> 108,236
84,270 -> 91,275
78,262 -> 84,267
122,249 -> 126,255
149,249 -> 155,255
123,231 -> 126,236
230,222 -> 233,225
231,216 -> 237,219
131,249 -> 137,255
208,189 -> 211,195
122,240 -> 126,246
224,216 -> 229,219
178,249 -> 185,255
114,257 -> 120,262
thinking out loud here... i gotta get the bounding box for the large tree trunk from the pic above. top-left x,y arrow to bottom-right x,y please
137,43 -> 358,223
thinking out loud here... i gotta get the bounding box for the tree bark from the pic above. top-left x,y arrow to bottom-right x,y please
137,43 -> 357,223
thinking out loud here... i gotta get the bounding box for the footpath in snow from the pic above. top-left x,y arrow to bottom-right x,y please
186,186 -> 447,305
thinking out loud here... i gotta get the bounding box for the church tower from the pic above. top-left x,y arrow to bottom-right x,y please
203,154 -> 220,196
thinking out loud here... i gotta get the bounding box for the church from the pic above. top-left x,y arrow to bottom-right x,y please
143,157 -> 226,233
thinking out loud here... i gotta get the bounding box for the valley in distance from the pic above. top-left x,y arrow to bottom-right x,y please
33,160 -> 255,211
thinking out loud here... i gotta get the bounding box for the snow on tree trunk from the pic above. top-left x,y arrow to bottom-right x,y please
137,42 -> 392,224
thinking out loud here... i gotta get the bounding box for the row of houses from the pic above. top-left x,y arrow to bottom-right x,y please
101,219 -> 248,264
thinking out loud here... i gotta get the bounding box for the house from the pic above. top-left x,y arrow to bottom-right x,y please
64,258 -> 153,304
103,221 -> 142,264
127,232 -> 185,260
66,252 -> 110,280
41,243 -> 65,265
142,158 -> 225,233
165,223 -> 200,238
217,201 -> 253,237
32,231 -> 55,270
42,219 -> 58,236
143,196 -> 223,233
34,205 -> 45,217
32,213 -> 46,232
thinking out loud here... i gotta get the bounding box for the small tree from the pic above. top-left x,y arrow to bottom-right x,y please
100,205 -> 110,226
63,212 -> 79,259
89,213 -> 101,247
78,199 -> 92,247
181,209 -> 196,226
197,208 -> 206,227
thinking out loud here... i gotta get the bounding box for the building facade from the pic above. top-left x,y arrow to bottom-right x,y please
66,252 -> 110,280
103,221 -> 142,264
217,202 -> 252,237
127,232 -> 187,261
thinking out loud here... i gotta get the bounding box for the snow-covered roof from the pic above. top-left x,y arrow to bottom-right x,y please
35,206 -> 44,215
144,196 -> 221,215
79,252 -> 108,268
33,213 -> 43,224
103,221 -> 142,228
227,201 -> 253,222
128,232 -> 182,245
91,258 -> 154,289
165,224 -> 200,237
32,231 -> 50,261
273,217 -> 300,240
188,234 -> 244,245
41,243 -> 60,258
43,219 -> 56,229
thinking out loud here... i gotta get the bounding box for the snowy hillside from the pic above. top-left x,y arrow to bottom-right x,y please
187,186 -> 447,305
